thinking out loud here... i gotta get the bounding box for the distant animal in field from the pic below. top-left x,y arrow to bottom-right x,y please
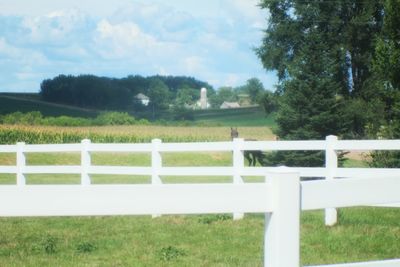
230,127 -> 267,166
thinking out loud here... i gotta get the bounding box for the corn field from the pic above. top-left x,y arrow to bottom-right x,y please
0,125 -> 274,144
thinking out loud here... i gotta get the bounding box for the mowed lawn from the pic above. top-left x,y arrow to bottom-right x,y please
0,208 -> 399,267
192,107 -> 275,127
0,148 -> 399,266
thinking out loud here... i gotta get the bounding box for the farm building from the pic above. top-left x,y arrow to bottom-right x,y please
220,101 -> 240,109
135,93 -> 150,106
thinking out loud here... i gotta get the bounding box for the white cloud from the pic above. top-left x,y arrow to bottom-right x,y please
18,8 -> 93,47
183,56 -> 206,73
93,19 -> 187,63
0,0 -> 276,92
225,73 -> 241,87
0,38 -> 19,58
197,32 -> 236,52
0,0 -> 132,16
94,19 -> 154,58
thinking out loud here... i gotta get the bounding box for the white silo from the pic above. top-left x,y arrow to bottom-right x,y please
200,87 -> 207,109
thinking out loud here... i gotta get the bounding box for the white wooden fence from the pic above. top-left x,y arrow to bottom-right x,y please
0,137 -> 400,267
2,136 -> 400,222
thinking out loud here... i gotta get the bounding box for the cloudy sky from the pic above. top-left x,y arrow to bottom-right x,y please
0,0 -> 277,92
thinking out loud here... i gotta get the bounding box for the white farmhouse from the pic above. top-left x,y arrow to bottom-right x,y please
135,93 -> 150,106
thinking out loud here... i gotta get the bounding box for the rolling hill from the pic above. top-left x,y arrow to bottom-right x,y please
192,106 -> 275,127
0,94 -> 98,118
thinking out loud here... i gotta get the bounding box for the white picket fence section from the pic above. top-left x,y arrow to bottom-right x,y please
0,137 -> 400,266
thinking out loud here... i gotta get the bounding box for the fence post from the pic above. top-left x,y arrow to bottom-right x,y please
81,139 -> 91,185
152,139 -> 162,218
264,167 -> 300,267
16,142 -> 26,186
325,135 -> 338,226
233,138 -> 245,220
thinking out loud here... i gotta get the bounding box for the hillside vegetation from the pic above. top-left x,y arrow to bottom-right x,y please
0,95 -> 97,118
192,106 -> 275,127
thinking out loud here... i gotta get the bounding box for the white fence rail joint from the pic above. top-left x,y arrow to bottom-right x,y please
81,139 -> 91,186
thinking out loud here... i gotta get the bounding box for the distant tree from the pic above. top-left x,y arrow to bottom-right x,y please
119,75 -> 149,96
40,74 -> 132,110
171,87 -> 199,120
39,74 -> 214,116
149,75 -> 214,98
245,78 -> 265,104
148,78 -> 171,118
208,87 -> 238,108
175,87 -> 198,107
259,90 -> 278,114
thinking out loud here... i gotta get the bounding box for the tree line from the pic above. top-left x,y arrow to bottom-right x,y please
40,74 -> 214,112
257,0 -> 400,167
40,73 -> 276,120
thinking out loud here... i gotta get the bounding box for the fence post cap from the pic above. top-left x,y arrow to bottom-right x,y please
326,135 -> 338,140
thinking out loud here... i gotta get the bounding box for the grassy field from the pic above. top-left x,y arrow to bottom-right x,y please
0,208 -> 398,267
0,95 -> 275,128
192,106 -> 275,127
0,111 -> 398,265
0,125 -> 275,144
0,95 -> 98,118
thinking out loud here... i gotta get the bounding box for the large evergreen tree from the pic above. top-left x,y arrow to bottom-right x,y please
368,0 -> 400,167
256,0 -> 384,166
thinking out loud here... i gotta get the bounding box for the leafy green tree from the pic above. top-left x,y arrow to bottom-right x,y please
256,0 -> 385,141
40,75 -> 132,110
255,0 -> 385,165
257,0 -> 383,98
208,87 -> 238,108
245,78 -> 265,104
175,87 -> 198,107
259,90 -> 278,114
147,78 -> 171,119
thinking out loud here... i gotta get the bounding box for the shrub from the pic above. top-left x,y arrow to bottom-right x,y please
76,241 -> 96,253
94,112 -> 136,125
0,111 -> 43,125
41,235 -> 58,254
198,214 -> 231,224
157,246 -> 186,261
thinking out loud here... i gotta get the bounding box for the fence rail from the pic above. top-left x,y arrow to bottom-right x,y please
1,137 -> 400,267
1,136 -> 400,215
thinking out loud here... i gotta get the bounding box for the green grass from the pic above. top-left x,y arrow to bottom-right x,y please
0,94 -> 275,127
0,95 -> 98,118
192,106 -> 276,127
0,209 -> 398,266
0,152 -> 398,266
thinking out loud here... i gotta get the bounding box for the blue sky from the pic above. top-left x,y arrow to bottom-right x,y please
0,0 -> 277,92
